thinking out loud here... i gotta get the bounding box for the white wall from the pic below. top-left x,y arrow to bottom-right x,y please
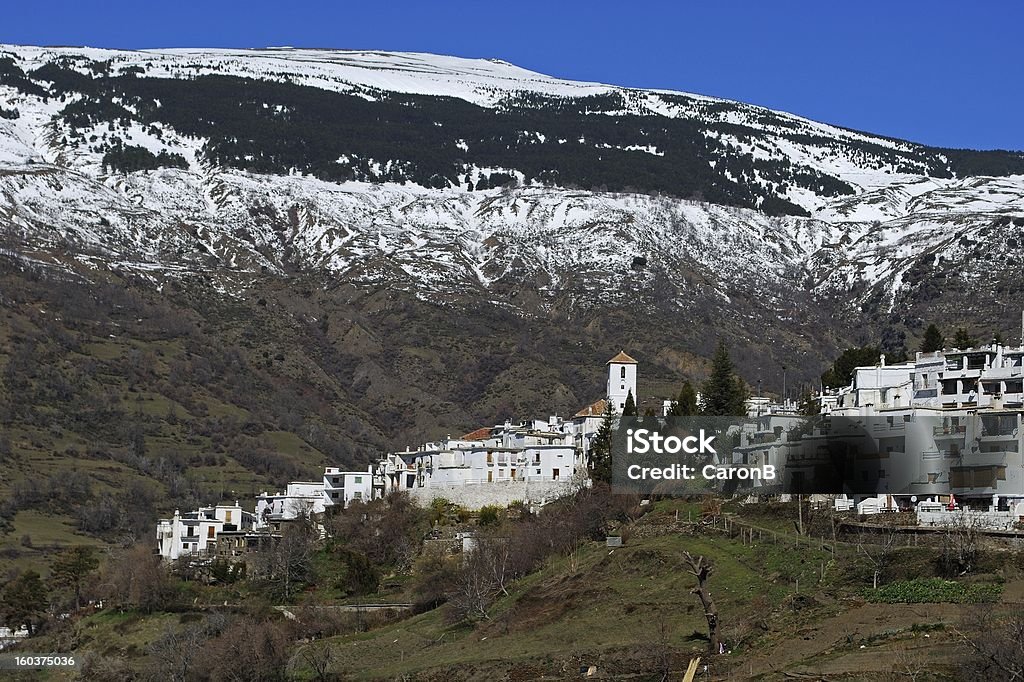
607,361 -> 637,412
407,479 -> 580,510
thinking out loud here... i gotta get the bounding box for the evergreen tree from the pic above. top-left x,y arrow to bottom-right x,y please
821,346 -> 880,388
921,324 -> 945,353
1,570 -> 48,635
670,380 -> 699,416
588,401 -> 616,484
51,546 -> 99,609
622,390 -> 637,417
953,328 -> 974,349
701,342 -> 747,416
885,346 -> 909,364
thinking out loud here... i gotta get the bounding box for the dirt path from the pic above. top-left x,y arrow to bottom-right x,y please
738,601 -> 971,680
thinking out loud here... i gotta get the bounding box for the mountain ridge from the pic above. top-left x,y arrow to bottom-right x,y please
1,45 -> 1023,378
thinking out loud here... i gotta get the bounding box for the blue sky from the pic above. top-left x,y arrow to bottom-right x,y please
3,1 -> 1022,150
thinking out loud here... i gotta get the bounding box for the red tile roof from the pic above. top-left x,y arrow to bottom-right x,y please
574,398 -> 607,418
607,350 -> 638,365
460,426 -> 493,441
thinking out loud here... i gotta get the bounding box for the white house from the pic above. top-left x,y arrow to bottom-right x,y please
156,502 -> 255,561
255,481 -> 326,527
323,466 -> 375,508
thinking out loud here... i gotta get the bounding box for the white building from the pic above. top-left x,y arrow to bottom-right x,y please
323,466 -> 375,508
824,344 -> 1024,417
745,339 -> 1024,503
320,351 -> 637,510
606,350 -> 638,413
156,502 -> 255,561
255,481 -> 326,527
391,424 -> 579,490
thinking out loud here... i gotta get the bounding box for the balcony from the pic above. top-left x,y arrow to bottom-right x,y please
933,425 -> 966,437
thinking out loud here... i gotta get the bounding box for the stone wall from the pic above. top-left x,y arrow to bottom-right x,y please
407,479 -> 579,510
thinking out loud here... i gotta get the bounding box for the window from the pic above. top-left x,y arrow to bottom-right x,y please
207,526 -> 215,539
225,511 -> 232,523
620,366 -> 626,379
354,476 -> 362,484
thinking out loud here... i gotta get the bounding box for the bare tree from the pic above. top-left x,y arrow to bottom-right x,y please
479,535 -> 515,597
956,608 -> 1024,681
682,551 -> 720,655
940,512 -> 981,577
147,624 -> 205,682
191,615 -> 291,682
291,641 -> 335,682
448,550 -> 499,622
257,517 -> 318,600
886,640 -> 928,681
859,529 -> 899,589
99,544 -> 173,613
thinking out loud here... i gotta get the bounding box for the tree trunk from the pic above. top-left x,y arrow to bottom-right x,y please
693,580 -> 720,654
683,552 -> 721,654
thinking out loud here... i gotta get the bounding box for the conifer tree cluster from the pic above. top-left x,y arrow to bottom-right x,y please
668,380 -> 699,416
921,324 -> 945,353
588,401 -> 616,484
700,341 -> 748,416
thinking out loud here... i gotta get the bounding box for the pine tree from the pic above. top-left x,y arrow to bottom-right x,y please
588,401 -> 616,484
885,346 -> 909,364
921,324 -> 945,353
670,380 -> 699,416
821,346 -> 880,388
1,570 -> 48,635
701,342 -> 747,416
622,390 -> 637,417
953,328 -> 974,349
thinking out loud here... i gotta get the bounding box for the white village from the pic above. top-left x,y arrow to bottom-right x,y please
158,342 -> 1024,563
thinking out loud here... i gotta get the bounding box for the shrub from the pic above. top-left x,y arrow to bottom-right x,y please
867,578 -> 1001,604
478,505 -> 502,527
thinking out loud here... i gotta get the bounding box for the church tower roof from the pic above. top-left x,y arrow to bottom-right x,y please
607,350 -> 638,365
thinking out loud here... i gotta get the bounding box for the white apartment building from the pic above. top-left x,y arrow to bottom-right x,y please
801,343 -> 1024,505
156,502 -> 255,561
255,481 -> 326,526
826,344 -> 1024,416
322,466 -> 375,508
390,422 -> 579,491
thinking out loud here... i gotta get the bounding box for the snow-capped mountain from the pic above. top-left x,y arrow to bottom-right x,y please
1,44 -> 1023,355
